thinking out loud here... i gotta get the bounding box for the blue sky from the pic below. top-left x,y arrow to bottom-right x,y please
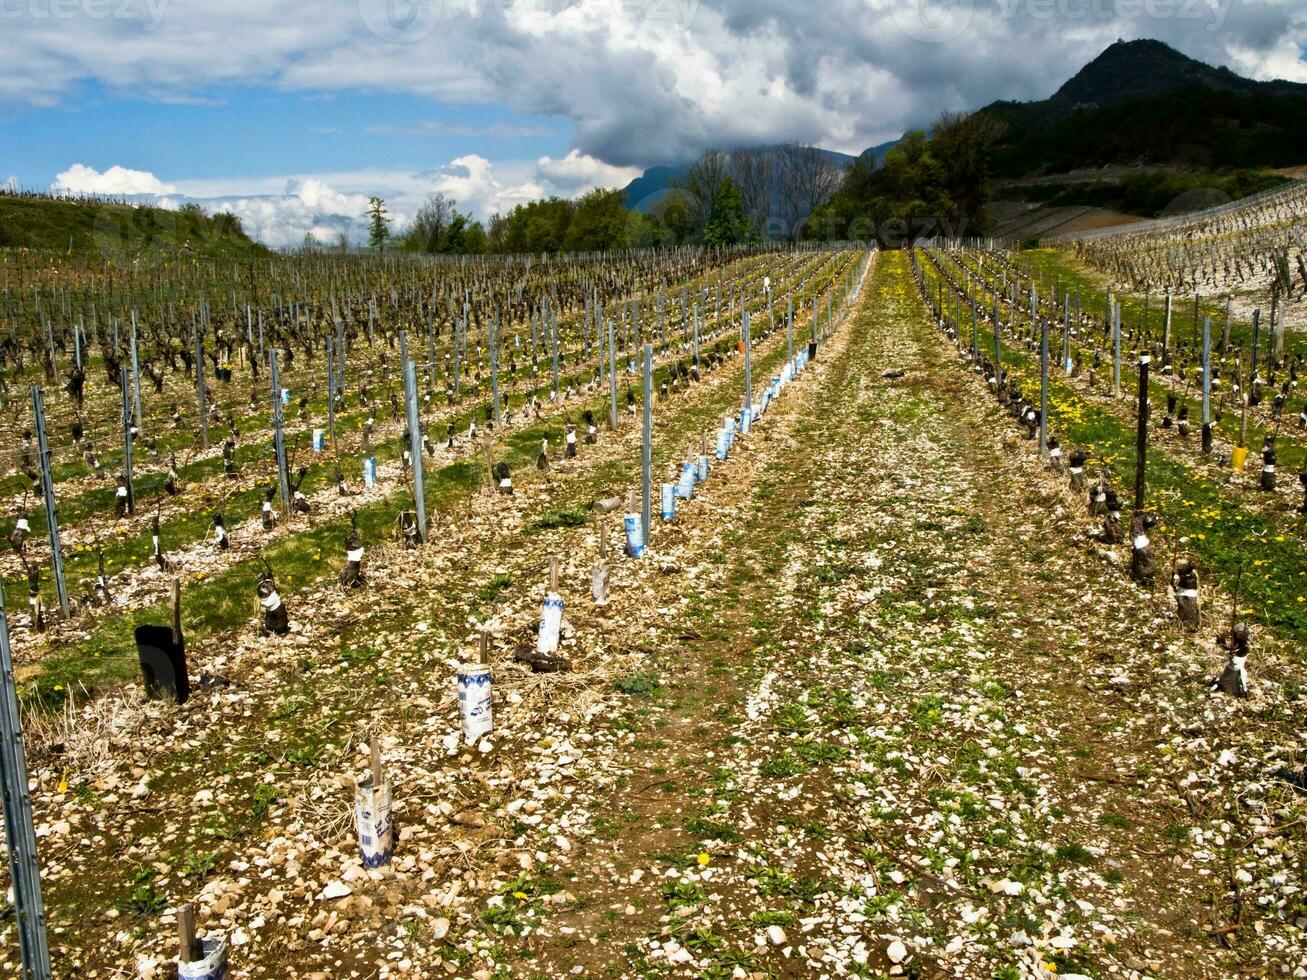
2,0 -> 1304,247
2,84 -> 571,187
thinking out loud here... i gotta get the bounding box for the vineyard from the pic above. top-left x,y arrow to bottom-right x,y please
0,194 -> 1304,980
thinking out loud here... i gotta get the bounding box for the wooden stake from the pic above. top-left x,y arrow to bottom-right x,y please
369,735 -> 382,789
478,629 -> 489,665
170,578 -> 182,647
549,556 -> 559,592
177,903 -> 197,964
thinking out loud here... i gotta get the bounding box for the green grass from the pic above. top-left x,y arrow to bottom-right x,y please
921,249 -> 1307,638
0,194 -> 269,259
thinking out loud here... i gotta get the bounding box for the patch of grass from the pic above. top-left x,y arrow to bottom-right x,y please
614,672 -> 661,697
118,868 -> 166,916
181,849 -> 221,880
660,880 -> 705,909
532,507 -> 588,530
1054,842 -> 1096,866
685,813 -> 742,844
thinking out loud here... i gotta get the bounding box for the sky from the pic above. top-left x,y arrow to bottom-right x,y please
1,0 -> 1304,247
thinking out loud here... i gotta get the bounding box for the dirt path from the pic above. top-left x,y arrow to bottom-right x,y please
473,253 -> 1304,978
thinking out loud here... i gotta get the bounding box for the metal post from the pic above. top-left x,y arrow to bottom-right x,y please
1201,316 -> 1212,455
641,343 -> 652,547
454,311 -> 464,397
743,310 -> 752,412
490,315 -> 501,425
693,306 -> 700,368
1062,295 -> 1070,373
786,294 -> 793,365
551,311 -> 560,400
403,349 -> 426,542
30,388 -> 69,618
1112,301 -> 1122,398
129,310 -> 143,433
1135,355 -> 1150,510
326,336 -> 336,446
993,294 -> 1001,380
608,319 -> 618,431
193,321 -> 208,451
270,350 -> 290,515
0,590 -> 52,980
1250,308 -> 1260,380
120,366 -> 135,516
1162,292 -> 1172,360
427,316 -> 437,389
1039,316 -> 1049,457
335,318 -> 346,399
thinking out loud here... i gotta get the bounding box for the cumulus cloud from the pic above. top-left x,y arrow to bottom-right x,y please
534,150 -> 643,196
49,149 -> 638,249
53,163 -> 176,196
3,0 -> 1302,171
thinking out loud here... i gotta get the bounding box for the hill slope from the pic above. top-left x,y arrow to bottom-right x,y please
0,193 -> 270,259
980,39 -> 1307,175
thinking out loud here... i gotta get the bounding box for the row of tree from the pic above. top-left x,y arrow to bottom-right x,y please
344,113 -> 1000,255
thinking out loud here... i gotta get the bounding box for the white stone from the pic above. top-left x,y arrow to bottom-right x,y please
320,881 -> 352,901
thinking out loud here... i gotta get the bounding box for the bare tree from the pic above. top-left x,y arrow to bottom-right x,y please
728,148 -> 779,237
408,193 -> 459,252
778,143 -> 844,238
675,150 -> 731,235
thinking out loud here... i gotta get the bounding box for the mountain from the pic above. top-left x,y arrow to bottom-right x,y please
622,164 -> 690,212
1050,38 -> 1307,109
858,138 -> 903,166
979,39 -> 1307,176
622,146 -> 859,213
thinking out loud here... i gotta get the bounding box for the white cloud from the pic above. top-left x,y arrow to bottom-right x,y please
3,0 -> 1301,171
52,163 -> 176,195
47,150 -> 635,249
534,150 -> 642,197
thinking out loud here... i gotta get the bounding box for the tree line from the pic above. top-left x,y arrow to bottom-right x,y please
347,113 -> 1000,255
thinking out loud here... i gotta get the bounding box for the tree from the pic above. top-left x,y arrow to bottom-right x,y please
367,196 -> 390,251
778,143 -> 844,238
703,177 -> 753,246
459,220 -> 489,254
651,191 -> 698,245
674,150 -> 731,238
404,193 -> 457,253
805,112 -> 1003,245
564,188 -> 630,252
728,148 -> 780,238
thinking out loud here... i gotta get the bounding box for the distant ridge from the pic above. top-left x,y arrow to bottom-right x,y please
978,39 -> 1307,175
621,146 -> 861,213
